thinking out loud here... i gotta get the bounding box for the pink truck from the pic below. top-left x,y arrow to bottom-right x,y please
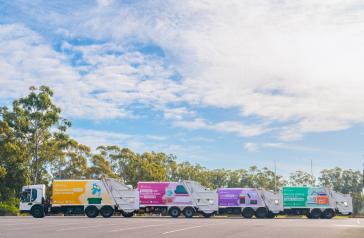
138,181 -> 218,218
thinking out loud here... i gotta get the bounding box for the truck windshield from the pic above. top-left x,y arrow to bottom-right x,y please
20,189 -> 31,203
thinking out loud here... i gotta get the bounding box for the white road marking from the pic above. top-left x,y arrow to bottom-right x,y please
162,223 -> 219,235
356,219 -> 361,225
162,225 -> 203,235
335,225 -> 363,228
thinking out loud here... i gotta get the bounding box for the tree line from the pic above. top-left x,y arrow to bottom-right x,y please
0,86 -> 363,215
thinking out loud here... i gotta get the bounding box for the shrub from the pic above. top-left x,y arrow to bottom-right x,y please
352,193 -> 364,217
0,199 -> 19,216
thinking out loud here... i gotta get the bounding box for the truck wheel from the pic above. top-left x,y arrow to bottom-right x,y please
183,207 -> 195,218
100,206 -> 114,218
322,209 -> 334,219
267,211 -> 275,219
85,206 -> 99,218
169,207 -> 181,218
255,207 -> 268,219
242,208 -> 254,219
309,209 -> 321,219
121,211 -> 134,218
31,205 -> 45,218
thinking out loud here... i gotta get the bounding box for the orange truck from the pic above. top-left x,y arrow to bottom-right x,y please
19,179 -> 139,218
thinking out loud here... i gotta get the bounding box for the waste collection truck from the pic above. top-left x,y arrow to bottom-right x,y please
19,179 -> 139,218
279,187 -> 353,219
138,180 -> 218,218
217,187 -> 352,219
217,188 -> 281,218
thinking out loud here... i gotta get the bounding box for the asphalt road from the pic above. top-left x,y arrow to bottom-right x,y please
0,216 -> 363,238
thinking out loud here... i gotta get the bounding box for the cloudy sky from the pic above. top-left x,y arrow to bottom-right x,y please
1,0 -> 364,176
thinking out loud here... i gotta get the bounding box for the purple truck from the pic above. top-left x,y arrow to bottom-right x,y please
218,188 -> 274,218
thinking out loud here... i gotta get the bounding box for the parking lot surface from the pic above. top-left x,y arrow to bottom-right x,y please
0,216 -> 363,238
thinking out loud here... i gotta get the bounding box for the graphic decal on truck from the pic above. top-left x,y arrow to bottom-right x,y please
218,188 -> 263,207
52,180 -> 112,205
283,187 -> 329,207
138,182 -> 193,205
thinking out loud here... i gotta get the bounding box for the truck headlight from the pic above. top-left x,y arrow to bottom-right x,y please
128,198 -> 135,204
343,201 -> 348,207
274,199 -> 279,205
207,199 -> 214,205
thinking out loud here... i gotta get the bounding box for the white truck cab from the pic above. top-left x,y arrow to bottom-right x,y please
20,184 -> 46,217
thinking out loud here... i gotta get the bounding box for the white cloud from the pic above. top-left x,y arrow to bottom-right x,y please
244,143 -> 259,152
69,128 -> 166,152
173,118 -> 208,130
0,24 -> 181,120
174,119 -> 268,137
74,0 -> 364,140
3,1 -> 364,140
163,107 -> 196,120
69,128 -> 207,163
246,142 -> 325,153
214,121 -> 270,137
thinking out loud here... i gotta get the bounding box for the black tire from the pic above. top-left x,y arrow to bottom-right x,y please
309,209 -> 322,219
169,207 -> 181,218
100,206 -> 114,218
322,209 -> 335,219
31,205 -> 45,218
267,211 -> 276,219
255,207 -> 268,219
85,206 -> 99,218
183,207 -> 195,218
121,211 -> 134,218
242,207 -> 254,219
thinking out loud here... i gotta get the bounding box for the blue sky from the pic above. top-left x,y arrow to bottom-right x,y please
1,0 -> 364,177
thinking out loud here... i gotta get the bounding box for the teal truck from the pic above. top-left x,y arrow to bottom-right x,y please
277,187 -> 352,219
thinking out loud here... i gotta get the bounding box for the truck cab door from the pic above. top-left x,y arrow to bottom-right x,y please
19,188 -> 32,212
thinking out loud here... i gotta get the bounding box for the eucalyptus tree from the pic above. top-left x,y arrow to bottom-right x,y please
0,86 -> 71,184
289,170 -> 316,186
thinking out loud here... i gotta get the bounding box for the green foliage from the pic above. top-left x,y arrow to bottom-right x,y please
0,166 -> 6,178
1,86 -> 70,184
319,167 -> 362,194
352,193 -> 364,216
0,119 -> 30,201
0,199 -> 19,216
289,171 -> 316,186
